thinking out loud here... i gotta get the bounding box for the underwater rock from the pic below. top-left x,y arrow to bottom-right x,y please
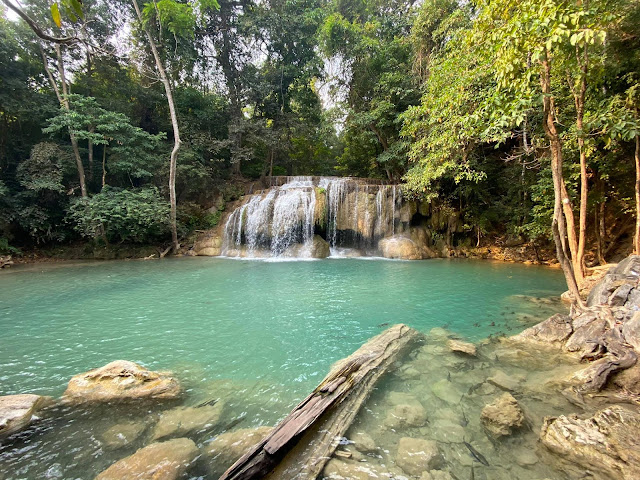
151,402 -> 225,441
487,370 -> 522,392
396,437 -> 442,476
384,403 -> 428,429
350,431 -> 377,454
101,421 -> 148,450
95,437 -> 199,480
509,313 -> 573,346
430,379 -> 464,404
322,457 -> 387,480
480,393 -> 524,437
203,426 -> 272,473
420,470 -> 454,480
447,339 -> 477,356
379,235 -> 422,260
541,405 -> 640,480
62,360 -> 181,404
0,394 -> 52,439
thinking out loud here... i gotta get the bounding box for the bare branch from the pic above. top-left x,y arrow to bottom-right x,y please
2,0 -> 78,45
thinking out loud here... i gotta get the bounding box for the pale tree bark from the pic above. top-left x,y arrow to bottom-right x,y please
635,134 -> 640,254
132,0 -> 180,254
540,50 -> 584,307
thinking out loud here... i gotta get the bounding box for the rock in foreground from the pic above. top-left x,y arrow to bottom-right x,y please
63,360 -> 181,404
447,339 -> 477,356
480,393 -> 524,437
379,236 -> 422,260
204,426 -> 272,473
395,437 -> 442,476
541,405 -> 640,480
152,402 -> 225,441
95,438 -> 199,480
0,394 -> 52,439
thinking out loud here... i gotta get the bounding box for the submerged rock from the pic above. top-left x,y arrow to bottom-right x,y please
101,421 -> 148,450
541,405 -> 640,479
420,471 -> 454,480
322,457 -> 388,480
95,437 -> 199,480
204,426 -> 271,472
384,403 -> 428,429
487,370 -> 522,392
447,339 -> 477,356
151,402 -> 225,441
430,379 -> 464,404
0,394 -> 52,439
480,393 -> 524,437
350,431 -> 377,454
63,360 -> 181,404
379,235 -> 422,260
396,437 -> 442,476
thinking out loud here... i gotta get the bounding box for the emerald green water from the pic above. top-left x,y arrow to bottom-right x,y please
0,257 -> 567,478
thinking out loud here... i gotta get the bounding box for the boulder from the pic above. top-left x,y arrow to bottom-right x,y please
487,370 -> 522,392
420,471 -> 454,480
322,458 -> 386,480
480,393 -> 524,437
101,422 -> 148,450
95,438 -> 199,480
564,317 -> 608,355
540,405 -> 640,479
447,339 -> 477,356
63,361 -> 181,404
350,431 -> 377,454
509,313 -> 573,346
204,426 -> 271,472
622,311 -> 640,352
285,235 -> 330,259
379,235 -> 422,260
151,402 -> 224,441
194,235 -> 223,256
430,379 -> 464,404
587,255 -> 640,307
0,394 -> 52,439
384,403 -> 428,429
610,364 -> 640,395
396,437 -> 442,476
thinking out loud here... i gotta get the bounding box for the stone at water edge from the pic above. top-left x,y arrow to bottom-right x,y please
194,234 -> 223,256
95,438 -> 199,480
379,235 -> 422,260
62,360 -> 181,404
509,313 -> 573,346
203,426 -> 272,473
540,405 -> 640,480
0,394 -> 53,439
447,339 -> 477,356
151,402 -> 225,441
622,311 -> 640,352
395,437 -> 443,476
480,392 -> 524,437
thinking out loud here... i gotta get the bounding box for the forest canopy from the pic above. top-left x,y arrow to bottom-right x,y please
1,0 -> 639,272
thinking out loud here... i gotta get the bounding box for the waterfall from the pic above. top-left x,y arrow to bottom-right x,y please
221,176 -> 403,258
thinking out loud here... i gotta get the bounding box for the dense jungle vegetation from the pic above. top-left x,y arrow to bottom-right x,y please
1,0 -> 639,278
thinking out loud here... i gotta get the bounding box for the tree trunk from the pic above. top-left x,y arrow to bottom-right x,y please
44,44 -> 88,197
102,143 -> 107,189
635,134 -> 640,254
132,0 -> 180,254
540,50 -> 583,307
88,126 -> 94,182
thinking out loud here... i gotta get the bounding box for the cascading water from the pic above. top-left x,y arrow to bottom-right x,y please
222,176 -> 405,258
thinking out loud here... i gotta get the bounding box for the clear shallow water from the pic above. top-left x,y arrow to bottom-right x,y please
0,257 -> 567,478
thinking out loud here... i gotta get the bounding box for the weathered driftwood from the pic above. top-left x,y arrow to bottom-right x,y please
218,324 -> 418,480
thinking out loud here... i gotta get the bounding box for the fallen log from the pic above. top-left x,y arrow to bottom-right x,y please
218,323 -> 419,480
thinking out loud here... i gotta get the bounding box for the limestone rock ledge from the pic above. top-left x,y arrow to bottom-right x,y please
541,405 -> 640,480
0,394 -> 52,439
62,360 -> 181,404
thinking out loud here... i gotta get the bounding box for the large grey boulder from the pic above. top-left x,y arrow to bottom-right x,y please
0,394 -> 52,439
541,405 -> 640,480
587,255 -> 640,307
510,313 -> 573,346
62,360 -> 181,404
95,438 -> 199,480
396,437 -> 442,476
379,235 -> 422,260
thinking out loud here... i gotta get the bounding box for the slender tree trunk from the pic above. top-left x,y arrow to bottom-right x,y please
102,143 -> 107,188
635,134 -> 640,254
132,0 -> 180,254
88,126 -> 94,181
41,44 -> 88,197
599,198 -> 606,263
540,50 -> 583,307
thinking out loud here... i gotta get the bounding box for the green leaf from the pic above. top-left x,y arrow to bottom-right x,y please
69,0 -> 84,20
51,3 -> 62,28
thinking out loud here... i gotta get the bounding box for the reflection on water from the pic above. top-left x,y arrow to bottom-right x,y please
0,258 -> 568,478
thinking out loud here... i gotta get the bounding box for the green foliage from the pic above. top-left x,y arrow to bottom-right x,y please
0,237 -> 22,256
18,142 -> 68,193
67,187 -> 170,244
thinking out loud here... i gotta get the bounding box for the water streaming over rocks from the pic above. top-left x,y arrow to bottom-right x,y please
222,176 -> 407,258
